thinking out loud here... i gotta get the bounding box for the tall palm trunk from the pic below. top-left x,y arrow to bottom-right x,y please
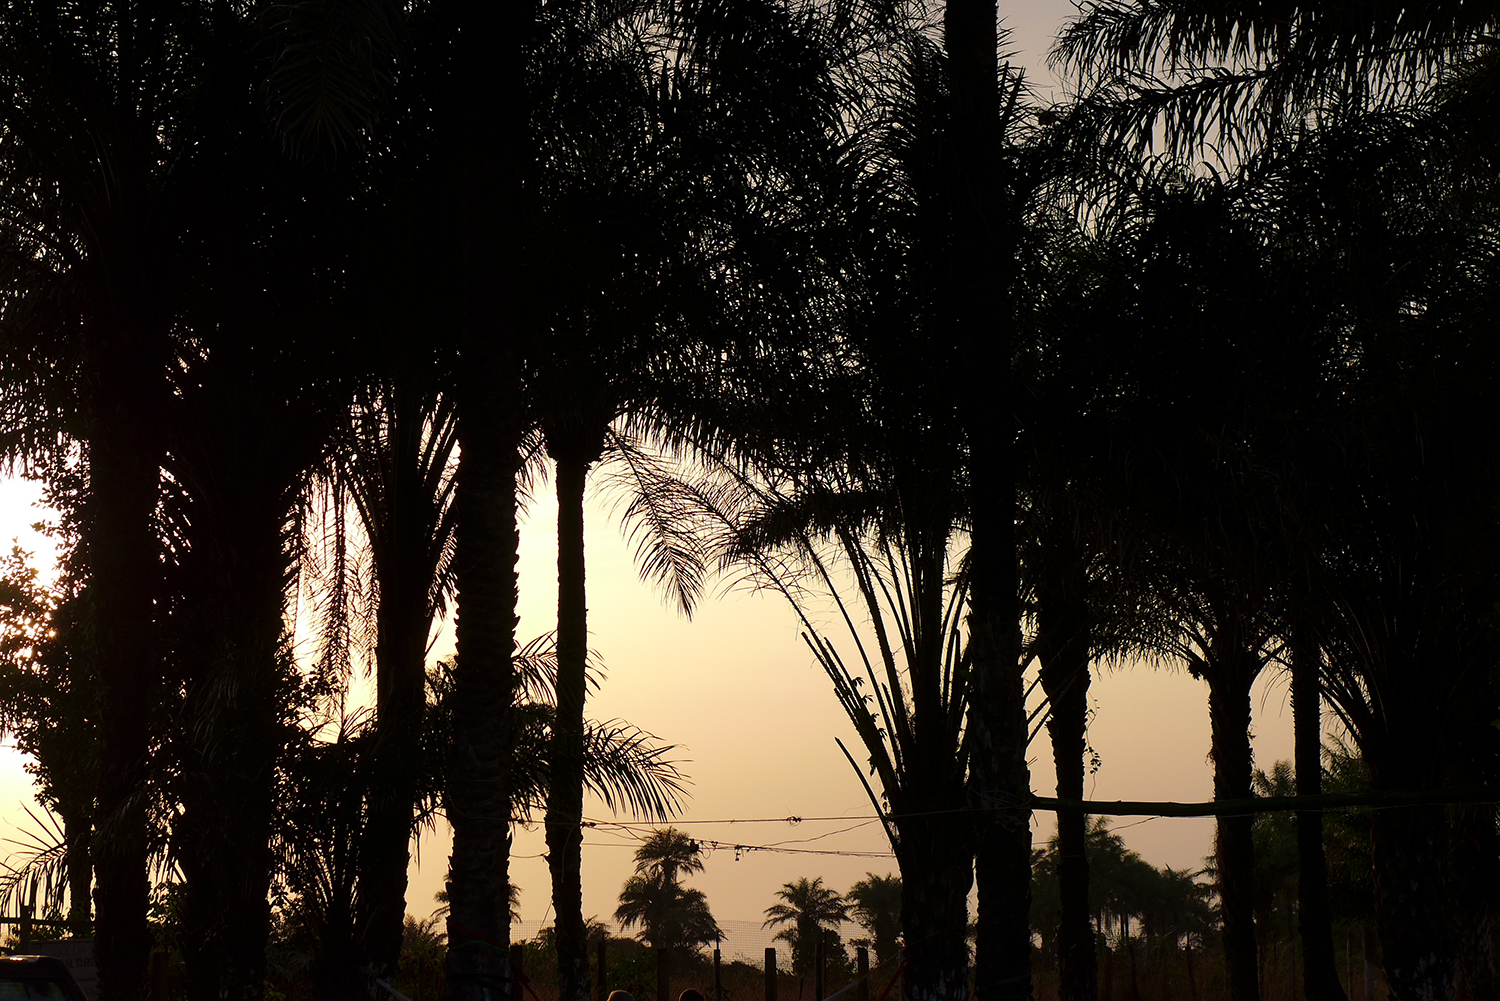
944,0 -> 1031,997
355,394 -> 440,982
444,362 -> 523,1001
87,318 -> 167,1001
176,480 -> 292,1001
895,807 -> 976,1001
443,0 -> 531,994
1037,565 -> 1096,1001
545,426 -> 604,1001
1204,624 -> 1260,1001
1289,630 -> 1345,1001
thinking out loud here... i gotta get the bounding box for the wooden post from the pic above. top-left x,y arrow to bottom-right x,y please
765,947 -> 778,1001
18,900 -> 31,952
511,943 -> 525,999
856,947 -> 869,1001
597,936 -> 608,1000
657,947 -> 670,1001
714,946 -> 722,1001
815,934 -> 826,1001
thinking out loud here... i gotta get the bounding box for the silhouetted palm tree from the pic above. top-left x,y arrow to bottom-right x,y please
0,1 -> 218,990
1053,0 -> 1500,156
326,381 -> 459,986
278,645 -> 685,997
613,829 -> 720,952
764,877 -> 851,978
847,874 -> 902,968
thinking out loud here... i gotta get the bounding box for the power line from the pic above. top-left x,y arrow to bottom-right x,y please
581,820 -> 895,859
581,839 -> 895,859
587,814 -> 879,826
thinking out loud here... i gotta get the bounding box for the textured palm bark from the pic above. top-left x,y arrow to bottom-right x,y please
943,0 -> 1031,996
1207,667 -> 1259,1001
1289,636 -> 1346,1001
177,486 -> 288,1001
444,0 -> 530,992
444,361 -> 522,1001
895,811 -> 977,1001
87,322 -> 166,1001
967,463 -> 1031,1001
545,434 -> 601,1001
1037,573 -> 1095,1001
355,575 -> 431,979
1372,799 -> 1455,1001
355,405 -> 436,983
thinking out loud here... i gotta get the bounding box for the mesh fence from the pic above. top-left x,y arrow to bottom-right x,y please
509,918 -> 868,970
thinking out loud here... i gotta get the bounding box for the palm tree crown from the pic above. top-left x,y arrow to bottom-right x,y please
613,827 -> 719,952
764,877 -> 852,977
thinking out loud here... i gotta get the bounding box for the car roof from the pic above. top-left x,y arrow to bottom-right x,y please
0,955 -> 74,975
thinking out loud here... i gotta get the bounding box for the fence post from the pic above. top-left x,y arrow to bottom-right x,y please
511,944 -> 524,1000
815,934 -> 826,1001
597,936 -> 607,1000
714,945 -> 722,1001
657,947 -> 670,1001
856,947 -> 869,1001
765,947 -> 777,1001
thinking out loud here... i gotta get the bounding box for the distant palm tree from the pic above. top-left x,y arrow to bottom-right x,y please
847,874 -> 902,968
613,829 -> 720,952
625,829 -> 707,888
763,877 -> 851,978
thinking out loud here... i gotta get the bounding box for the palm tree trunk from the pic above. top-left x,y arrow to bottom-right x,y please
1289,633 -> 1345,1001
355,398 -> 438,982
177,483 -> 290,1001
444,346 -> 523,1001
355,562 -> 432,980
87,324 -> 166,1001
546,432 -> 600,1001
443,0 -> 531,995
1038,570 -> 1097,1001
444,362 -> 522,1001
1208,663 -> 1260,1001
946,0 -> 1030,993
895,812 -> 975,1001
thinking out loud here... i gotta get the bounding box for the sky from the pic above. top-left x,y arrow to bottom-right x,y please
0,0 -> 1301,961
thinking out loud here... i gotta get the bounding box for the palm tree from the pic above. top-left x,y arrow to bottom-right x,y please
665,15 -> 1048,994
1052,0 -> 1500,157
625,829 -> 706,888
527,4 -> 862,994
764,878 -> 852,978
0,1 -> 205,990
163,203 -> 350,1001
324,381 -> 459,986
847,874 -> 902,968
613,829 -> 720,952
940,2 -> 1036,995
276,645 -> 685,997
